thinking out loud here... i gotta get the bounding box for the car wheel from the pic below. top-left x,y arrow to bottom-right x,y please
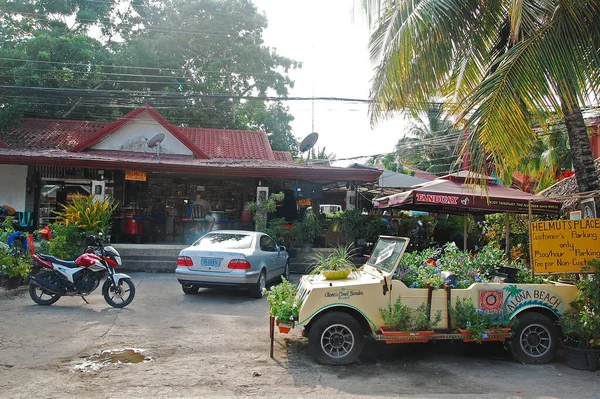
249,270 -> 266,298
308,312 -> 364,365
281,261 -> 290,282
508,312 -> 558,364
181,283 -> 199,295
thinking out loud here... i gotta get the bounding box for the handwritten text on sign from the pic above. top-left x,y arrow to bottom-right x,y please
530,218 -> 600,274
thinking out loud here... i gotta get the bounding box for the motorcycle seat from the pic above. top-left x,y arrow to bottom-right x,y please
38,254 -> 79,268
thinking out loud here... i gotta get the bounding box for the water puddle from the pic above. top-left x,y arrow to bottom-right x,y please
69,348 -> 151,373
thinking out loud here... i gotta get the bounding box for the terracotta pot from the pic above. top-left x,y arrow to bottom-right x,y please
458,328 -> 511,342
379,326 -> 435,343
276,321 -> 293,334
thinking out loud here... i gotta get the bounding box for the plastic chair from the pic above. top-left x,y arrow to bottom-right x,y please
16,212 -> 33,229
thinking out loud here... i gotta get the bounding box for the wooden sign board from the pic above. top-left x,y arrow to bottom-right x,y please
125,170 -> 147,181
530,218 -> 600,274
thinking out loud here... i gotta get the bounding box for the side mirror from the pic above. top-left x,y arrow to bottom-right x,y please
279,245 -> 286,252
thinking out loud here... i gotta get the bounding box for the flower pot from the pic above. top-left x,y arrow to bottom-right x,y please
564,345 -> 600,371
276,321 -> 293,334
0,274 -> 23,290
379,327 -> 435,343
321,269 -> 351,280
458,328 -> 511,342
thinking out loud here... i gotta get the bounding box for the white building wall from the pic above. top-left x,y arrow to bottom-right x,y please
0,164 -> 27,212
91,113 -> 193,155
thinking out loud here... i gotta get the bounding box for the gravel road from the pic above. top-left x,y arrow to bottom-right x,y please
0,273 -> 597,399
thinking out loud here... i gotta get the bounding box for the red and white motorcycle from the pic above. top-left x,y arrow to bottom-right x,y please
29,235 -> 135,308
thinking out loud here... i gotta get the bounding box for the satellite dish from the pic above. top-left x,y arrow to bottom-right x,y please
299,132 -> 319,153
147,133 -> 165,149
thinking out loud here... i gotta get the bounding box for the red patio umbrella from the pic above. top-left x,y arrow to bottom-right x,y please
373,172 -> 560,250
374,172 -> 560,216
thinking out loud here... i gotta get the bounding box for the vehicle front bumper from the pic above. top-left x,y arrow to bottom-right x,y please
175,266 -> 260,288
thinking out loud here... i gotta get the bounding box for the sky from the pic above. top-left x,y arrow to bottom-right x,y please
251,0 -> 409,165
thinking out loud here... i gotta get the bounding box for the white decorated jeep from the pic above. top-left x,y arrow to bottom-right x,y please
292,236 -> 577,365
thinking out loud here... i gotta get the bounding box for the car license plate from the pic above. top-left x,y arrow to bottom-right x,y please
201,258 -> 221,267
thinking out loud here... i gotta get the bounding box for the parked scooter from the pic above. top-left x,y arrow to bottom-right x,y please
28,235 -> 135,308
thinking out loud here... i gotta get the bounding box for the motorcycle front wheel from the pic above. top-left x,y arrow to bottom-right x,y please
102,278 -> 135,308
29,283 -> 61,305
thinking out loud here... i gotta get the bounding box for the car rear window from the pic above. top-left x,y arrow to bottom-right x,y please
193,233 -> 253,249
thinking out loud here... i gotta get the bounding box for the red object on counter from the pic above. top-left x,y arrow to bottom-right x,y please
124,210 -> 143,235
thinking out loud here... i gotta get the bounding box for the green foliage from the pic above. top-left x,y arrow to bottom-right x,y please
0,247 -> 31,278
365,218 -> 389,244
262,217 -> 292,247
450,298 -> 493,342
264,277 -> 298,323
334,210 -> 368,245
561,260 -> 600,349
310,245 -> 357,274
292,211 -> 322,246
46,224 -> 84,260
0,216 -> 16,243
0,0 -> 300,150
379,297 -> 442,331
54,195 -> 116,234
245,192 -> 285,232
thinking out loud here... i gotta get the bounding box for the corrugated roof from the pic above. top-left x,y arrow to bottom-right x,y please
0,148 -> 382,181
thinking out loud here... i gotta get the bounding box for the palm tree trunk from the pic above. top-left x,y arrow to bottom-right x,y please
559,93 -> 600,214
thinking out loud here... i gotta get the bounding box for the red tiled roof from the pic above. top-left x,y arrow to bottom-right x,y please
1,118 -> 109,150
0,139 -> 8,149
0,105 -> 294,161
183,127 -> 275,160
273,151 -> 293,162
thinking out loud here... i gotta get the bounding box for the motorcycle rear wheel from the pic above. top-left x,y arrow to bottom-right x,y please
102,278 -> 135,308
29,283 -> 61,305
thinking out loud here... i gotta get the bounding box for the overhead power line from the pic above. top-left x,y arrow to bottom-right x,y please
0,85 -> 372,103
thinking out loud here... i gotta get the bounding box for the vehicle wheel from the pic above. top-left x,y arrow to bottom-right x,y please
308,312 -> 364,365
181,283 -> 199,295
29,283 -> 61,305
508,312 -> 559,364
102,278 -> 136,308
249,270 -> 266,298
281,261 -> 290,282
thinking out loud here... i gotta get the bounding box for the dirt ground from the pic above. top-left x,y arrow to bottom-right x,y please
0,272 -> 598,399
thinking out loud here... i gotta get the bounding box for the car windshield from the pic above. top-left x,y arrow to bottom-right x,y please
193,233 -> 253,250
365,237 -> 408,272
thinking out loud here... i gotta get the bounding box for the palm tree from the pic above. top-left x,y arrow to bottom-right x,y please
362,1 -> 600,210
396,102 -> 462,175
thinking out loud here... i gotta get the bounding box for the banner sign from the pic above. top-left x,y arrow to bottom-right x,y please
530,218 -> 600,274
125,170 -> 147,181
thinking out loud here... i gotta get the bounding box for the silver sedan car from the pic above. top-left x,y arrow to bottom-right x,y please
175,230 -> 290,298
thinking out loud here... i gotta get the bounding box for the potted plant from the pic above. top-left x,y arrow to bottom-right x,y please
561,259 -> 600,371
245,192 -> 285,232
292,210 -> 322,252
379,297 -> 442,342
0,245 -> 31,289
264,277 -> 298,334
450,297 -> 512,343
310,244 -> 357,280
335,209 -> 368,250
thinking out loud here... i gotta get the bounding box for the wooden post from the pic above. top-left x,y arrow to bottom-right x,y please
528,200 -> 534,280
463,213 -> 468,250
505,213 -> 511,259
269,315 -> 275,358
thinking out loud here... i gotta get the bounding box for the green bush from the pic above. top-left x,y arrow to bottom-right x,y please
46,224 -> 84,260
335,209 -> 367,245
379,297 -> 442,331
265,277 -> 298,323
292,211 -> 322,245
0,247 -> 31,278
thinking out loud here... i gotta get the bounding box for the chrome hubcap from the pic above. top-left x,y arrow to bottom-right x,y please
520,324 -> 551,357
321,324 -> 354,359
